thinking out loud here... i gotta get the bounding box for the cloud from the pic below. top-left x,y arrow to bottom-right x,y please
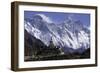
36,14 -> 53,23
67,14 -> 74,21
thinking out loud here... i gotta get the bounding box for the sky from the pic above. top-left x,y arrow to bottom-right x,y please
24,11 -> 90,27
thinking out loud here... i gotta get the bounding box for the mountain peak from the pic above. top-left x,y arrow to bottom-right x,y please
25,14 -> 90,53
33,14 -> 53,23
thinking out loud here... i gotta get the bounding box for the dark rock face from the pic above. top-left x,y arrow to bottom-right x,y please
24,29 -> 46,56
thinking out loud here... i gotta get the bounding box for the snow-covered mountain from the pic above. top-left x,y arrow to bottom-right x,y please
24,14 -> 90,53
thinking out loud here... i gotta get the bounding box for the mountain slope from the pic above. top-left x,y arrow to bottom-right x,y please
24,14 -> 90,54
